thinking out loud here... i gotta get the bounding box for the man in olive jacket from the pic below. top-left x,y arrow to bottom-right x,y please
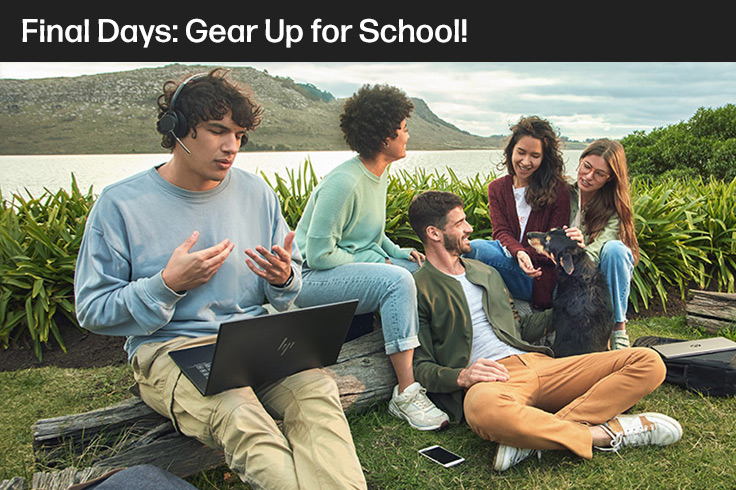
407,190 -> 683,471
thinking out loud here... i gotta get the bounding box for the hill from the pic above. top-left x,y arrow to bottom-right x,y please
0,64 -> 506,155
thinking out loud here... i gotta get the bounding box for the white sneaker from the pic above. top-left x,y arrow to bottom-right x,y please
596,412 -> 682,452
493,444 -> 542,472
388,382 -> 449,431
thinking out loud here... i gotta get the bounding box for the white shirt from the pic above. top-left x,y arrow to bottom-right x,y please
513,186 -> 532,241
445,272 -> 525,363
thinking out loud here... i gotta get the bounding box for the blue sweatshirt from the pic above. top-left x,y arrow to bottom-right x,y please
74,166 -> 302,359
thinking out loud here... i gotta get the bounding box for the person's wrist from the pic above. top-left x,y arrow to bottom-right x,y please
273,268 -> 294,288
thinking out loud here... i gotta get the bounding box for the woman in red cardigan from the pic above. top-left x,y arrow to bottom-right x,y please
465,116 -> 570,310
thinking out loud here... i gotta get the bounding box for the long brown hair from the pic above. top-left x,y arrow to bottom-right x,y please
579,139 -> 640,264
500,116 -> 566,210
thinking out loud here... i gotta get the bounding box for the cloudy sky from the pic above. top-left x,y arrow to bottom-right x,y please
2,61 -> 735,141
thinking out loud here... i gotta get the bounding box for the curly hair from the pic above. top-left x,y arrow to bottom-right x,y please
157,68 -> 263,150
578,139 -> 640,264
499,116 -> 566,210
339,84 -> 414,160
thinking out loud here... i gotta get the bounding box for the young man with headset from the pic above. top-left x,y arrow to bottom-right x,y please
74,69 -> 367,490
406,190 -> 682,472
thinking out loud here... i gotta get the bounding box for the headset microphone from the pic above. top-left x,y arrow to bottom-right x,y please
173,134 -> 191,154
156,73 -> 208,154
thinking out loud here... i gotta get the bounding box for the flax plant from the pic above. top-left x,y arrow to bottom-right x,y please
385,166 -> 495,250
630,178 -> 710,311
259,157 -> 319,230
0,176 -> 94,359
5,161 -> 735,357
692,176 -> 736,292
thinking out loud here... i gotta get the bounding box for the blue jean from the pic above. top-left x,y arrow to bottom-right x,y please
295,258 -> 420,355
466,239 -> 634,323
464,239 -> 533,301
83,465 -> 197,489
599,240 -> 634,323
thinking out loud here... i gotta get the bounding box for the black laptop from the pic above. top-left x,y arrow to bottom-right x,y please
169,300 -> 359,396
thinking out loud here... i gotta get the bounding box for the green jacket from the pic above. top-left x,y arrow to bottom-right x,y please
569,183 -> 621,265
413,258 -> 554,421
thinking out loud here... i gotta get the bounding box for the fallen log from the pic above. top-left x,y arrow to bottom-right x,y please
686,290 -> 736,333
0,477 -> 25,490
28,329 -> 394,487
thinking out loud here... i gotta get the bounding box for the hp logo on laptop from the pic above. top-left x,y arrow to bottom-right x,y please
278,337 -> 296,356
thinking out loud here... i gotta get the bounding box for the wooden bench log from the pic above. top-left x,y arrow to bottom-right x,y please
27,329 -> 395,487
0,477 -> 26,490
686,290 -> 736,333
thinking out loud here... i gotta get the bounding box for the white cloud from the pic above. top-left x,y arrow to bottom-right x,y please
2,61 -> 735,141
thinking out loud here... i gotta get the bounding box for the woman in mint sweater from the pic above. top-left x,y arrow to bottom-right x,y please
294,84 -> 448,431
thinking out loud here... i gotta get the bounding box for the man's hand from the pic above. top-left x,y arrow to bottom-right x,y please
457,358 -> 510,388
517,250 -> 542,278
162,231 -> 234,292
245,231 -> 295,286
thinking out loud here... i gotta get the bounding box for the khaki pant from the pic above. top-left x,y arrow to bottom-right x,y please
131,336 -> 367,490
463,347 -> 666,459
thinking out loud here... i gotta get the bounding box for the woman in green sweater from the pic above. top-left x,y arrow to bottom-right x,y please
294,84 -> 449,431
566,139 -> 640,349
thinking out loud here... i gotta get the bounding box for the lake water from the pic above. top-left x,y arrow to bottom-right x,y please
0,149 -> 584,197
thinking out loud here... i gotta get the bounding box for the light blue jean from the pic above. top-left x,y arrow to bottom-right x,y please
599,240 -> 635,323
295,258 -> 420,356
86,464 -> 197,489
464,239 -> 533,301
466,239 -> 634,323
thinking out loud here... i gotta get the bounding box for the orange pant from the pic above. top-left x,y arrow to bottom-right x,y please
463,347 -> 666,459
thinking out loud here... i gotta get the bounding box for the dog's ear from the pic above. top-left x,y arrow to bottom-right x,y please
559,252 -> 575,275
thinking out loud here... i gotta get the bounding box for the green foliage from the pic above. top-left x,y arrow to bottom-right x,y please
692,177 -> 736,292
628,176 -> 736,311
0,176 -> 94,360
264,159 -> 736,314
630,179 -> 710,311
262,159 -> 496,250
5,317 -> 735,488
384,166 -> 495,250
0,364 -> 134,482
623,104 -> 736,181
259,157 -> 319,229
3,161 -> 736,358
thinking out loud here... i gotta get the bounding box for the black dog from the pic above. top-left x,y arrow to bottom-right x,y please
527,228 -> 613,357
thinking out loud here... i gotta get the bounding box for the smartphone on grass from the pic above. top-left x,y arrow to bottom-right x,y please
418,445 -> 465,468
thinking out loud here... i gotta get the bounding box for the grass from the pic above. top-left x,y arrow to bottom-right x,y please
0,364 -> 134,482
1,316 -> 735,489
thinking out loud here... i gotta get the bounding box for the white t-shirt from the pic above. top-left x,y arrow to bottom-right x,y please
445,272 -> 525,363
514,186 -> 532,242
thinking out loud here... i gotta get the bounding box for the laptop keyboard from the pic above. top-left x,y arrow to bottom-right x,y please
193,361 -> 212,377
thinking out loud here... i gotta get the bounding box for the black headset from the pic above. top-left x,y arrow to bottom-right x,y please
156,73 -> 208,152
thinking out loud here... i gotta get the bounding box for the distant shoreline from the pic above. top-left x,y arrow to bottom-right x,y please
0,141 -> 595,157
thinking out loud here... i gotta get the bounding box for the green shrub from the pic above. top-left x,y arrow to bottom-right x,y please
692,176 -> 736,292
3,163 -> 735,358
630,179 -> 710,311
623,104 -> 736,181
384,166 -> 495,250
0,177 -> 94,360
260,156 -> 319,230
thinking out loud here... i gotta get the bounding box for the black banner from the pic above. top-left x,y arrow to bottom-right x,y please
2,6 -> 729,62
